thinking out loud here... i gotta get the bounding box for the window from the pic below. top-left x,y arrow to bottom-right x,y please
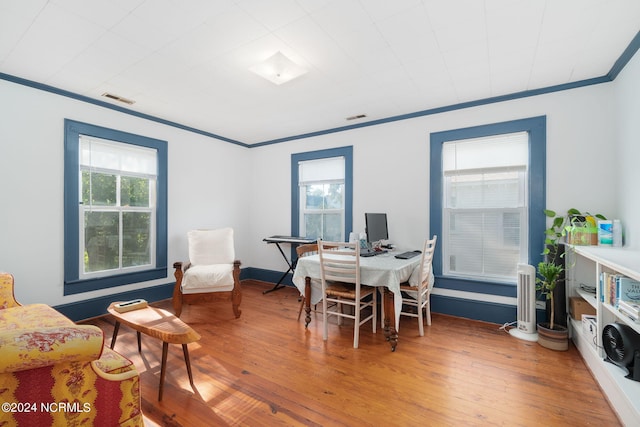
291,147 -> 353,241
299,157 -> 345,240
64,119 -> 167,295
430,117 -> 546,292
443,132 -> 528,281
80,136 -> 157,276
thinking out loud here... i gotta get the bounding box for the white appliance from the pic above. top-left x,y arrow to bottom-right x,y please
509,264 -> 539,342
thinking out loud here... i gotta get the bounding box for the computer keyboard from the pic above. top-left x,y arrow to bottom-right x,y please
361,249 -> 388,257
394,250 -> 421,259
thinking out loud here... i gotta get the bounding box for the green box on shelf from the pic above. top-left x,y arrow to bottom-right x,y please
567,225 -> 598,245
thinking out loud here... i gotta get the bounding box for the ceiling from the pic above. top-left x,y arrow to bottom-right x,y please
1,0 -> 639,146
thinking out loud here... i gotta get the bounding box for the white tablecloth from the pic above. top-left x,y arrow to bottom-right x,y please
292,252 -> 421,329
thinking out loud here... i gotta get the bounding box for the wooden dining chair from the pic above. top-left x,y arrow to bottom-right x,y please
318,239 -> 377,349
399,235 -> 437,336
296,243 -> 320,320
296,243 -> 339,320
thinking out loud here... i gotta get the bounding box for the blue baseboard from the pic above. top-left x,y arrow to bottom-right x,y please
243,267 -> 295,288
54,282 -> 174,322
55,267 -> 288,321
431,294 -> 548,325
431,294 -> 516,324
244,267 -> 528,325
56,267 -> 260,321
57,267 -> 544,325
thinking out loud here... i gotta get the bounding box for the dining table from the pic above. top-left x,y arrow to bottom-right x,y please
292,250 -> 421,351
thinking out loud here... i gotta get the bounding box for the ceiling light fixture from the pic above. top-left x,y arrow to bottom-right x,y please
249,51 -> 308,85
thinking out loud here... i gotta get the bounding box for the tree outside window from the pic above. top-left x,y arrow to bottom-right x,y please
82,169 -> 153,273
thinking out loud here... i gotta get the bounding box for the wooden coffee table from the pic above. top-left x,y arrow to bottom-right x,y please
107,302 -> 201,401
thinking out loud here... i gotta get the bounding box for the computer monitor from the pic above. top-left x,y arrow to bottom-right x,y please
365,213 -> 388,244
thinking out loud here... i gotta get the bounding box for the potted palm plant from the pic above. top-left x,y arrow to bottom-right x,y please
535,260 -> 568,350
542,208 -> 606,328
542,208 -> 572,328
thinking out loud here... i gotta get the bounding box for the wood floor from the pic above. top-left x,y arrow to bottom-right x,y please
83,281 -> 621,426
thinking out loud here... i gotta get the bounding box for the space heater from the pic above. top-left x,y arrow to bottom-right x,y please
509,264 -> 539,342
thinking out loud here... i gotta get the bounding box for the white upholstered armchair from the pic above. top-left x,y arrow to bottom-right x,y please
173,228 -> 242,318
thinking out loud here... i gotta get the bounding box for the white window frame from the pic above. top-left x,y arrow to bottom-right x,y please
298,157 -> 346,241
79,135 -> 158,279
441,132 -> 529,283
299,182 -> 346,241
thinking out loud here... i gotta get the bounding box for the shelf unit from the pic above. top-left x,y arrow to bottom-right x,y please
565,245 -> 640,425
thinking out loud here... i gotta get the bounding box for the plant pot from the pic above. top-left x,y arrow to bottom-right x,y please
537,322 -> 568,351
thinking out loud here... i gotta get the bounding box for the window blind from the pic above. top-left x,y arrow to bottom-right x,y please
80,135 -> 157,176
442,132 -> 528,172
299,156 -> 344,184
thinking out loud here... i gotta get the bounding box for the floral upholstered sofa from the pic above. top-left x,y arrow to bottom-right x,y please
0,272 -> 142,426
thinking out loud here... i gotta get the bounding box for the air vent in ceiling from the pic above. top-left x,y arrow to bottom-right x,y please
346,114 -> 367,121
101,92 -> 135,105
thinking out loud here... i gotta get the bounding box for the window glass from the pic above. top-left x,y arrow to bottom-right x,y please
305,184 -> 325,209
121,176 -> 149,207
82,171 -> 116,206
84,211 -> 119,272
324,183 -> 344,209
322,213 -> 343,241
122,212 -> 151,267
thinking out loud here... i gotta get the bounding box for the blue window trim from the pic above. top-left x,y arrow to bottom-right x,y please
63,119 -> 168,295
429,116 -> 546,297
291,146 -> 353,242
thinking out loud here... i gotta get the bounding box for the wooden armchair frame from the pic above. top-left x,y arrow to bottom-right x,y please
172,260 -> 242,318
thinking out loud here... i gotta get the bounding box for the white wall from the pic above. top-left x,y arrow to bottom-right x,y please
2,51 -> 635,307
248,82 -> 620,274
613,49 -> 640,249
0,79 -> 250,305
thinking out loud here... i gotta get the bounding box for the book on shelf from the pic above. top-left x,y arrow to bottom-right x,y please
617,276 -> 640,303
600,272 -> 615,305
618,299 -> 640,316
599,271 -> 616,305
618,304 -> 639,322
599,272 -> 640,308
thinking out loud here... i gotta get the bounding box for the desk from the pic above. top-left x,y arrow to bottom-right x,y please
263,235 -> 316,294
292,252 -> 420,351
